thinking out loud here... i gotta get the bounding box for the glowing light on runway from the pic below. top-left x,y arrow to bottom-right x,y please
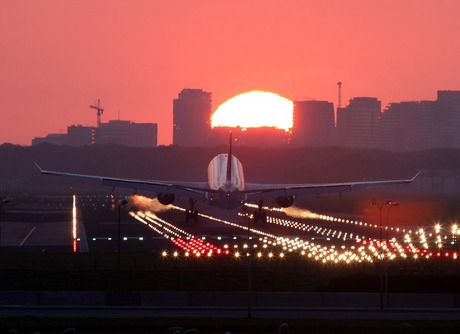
114,197 -> 460,262
170,238 -> 226,257
144,211 -> 193,239
72,195 -> 78,253
129,211 -> 194,240
176,205 -> 279,239
130,210 -> 226,256
243,202 -> 460,261
130,211 -> 165,236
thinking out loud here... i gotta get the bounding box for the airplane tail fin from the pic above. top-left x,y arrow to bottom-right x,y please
226,132 -> 233,185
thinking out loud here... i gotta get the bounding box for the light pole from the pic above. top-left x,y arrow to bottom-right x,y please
370,199 -> 396,310
384,201 -> 399,308
0,198 -> 10,249
370,200 -> 396,243
386,201 -> 399,240
244,207 -> 252,319
370,200 -> 385,243
118,199 -> 128,275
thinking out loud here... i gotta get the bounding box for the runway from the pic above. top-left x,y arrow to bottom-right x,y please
2,194 -> 460,263
1,195 -> 74,251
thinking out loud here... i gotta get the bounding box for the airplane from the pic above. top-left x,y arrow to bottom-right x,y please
35,133 -> 420,222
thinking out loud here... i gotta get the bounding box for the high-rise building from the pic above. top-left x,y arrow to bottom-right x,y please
173,88 -> 213,147
336,97 -> 381,149
380,101 -> 434,151
434,90 -> 460,148
291,100 -> 335,147
96,120 -> 157,147
379,90 -> 460,151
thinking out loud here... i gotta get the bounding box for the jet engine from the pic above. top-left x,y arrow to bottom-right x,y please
276,195 -> 294,208
157,193 -> 175,205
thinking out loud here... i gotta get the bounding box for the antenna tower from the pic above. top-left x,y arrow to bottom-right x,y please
89,99 -> 104,127
337,82 -> 342,108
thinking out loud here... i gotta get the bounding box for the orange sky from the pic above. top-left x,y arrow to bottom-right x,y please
1,0 -> 460,146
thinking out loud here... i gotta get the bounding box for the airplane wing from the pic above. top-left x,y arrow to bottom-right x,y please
243,171 -> 421,202
34,163 -> 211,201
36,161 -> 421,206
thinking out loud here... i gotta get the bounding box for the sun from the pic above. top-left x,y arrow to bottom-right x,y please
211,91 -> 293,131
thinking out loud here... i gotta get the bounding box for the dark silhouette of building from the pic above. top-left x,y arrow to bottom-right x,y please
32,125 -> 93,146
380,101 -> 434,151
378,90 -> 460,151
33,121 -> 157,147
173,88 -> 213,147
336,97 -> 381,149
67,125 -> 94,146
32,133 -> 65,146
96,120 -> 157,147
291,100 -> 335,147
433,90 -> 460,148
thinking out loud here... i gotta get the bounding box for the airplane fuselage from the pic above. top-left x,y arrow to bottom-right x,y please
206,153 -> 247,209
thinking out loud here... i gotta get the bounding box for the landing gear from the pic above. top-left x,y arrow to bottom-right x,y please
185,209 -> 198,222
253,200 -> 267,224
185,198 -> 198,223
253,210 -> 267,224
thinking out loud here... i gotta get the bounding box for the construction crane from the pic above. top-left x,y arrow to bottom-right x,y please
90,99 -> 104,127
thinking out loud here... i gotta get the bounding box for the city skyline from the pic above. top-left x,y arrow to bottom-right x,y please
32,88 -> 460,152
2,1 -> 460,146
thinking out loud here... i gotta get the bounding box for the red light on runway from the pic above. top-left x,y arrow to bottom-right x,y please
171,238 -> 224,256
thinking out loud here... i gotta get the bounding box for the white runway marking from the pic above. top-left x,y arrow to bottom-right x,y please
19,226 -> 36,246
